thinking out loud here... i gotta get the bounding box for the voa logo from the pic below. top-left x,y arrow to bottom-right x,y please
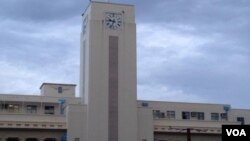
226,129 -> 246,136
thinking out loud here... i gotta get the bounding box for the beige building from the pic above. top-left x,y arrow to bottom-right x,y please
0,1 -> 249,141
0,83 -> 80,141
0,83 -> 248,141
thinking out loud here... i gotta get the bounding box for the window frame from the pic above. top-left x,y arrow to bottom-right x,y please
166,111 -> 175,119
58,87 -> 63,94
26,105 -> 37,114
221,113 -> 228,120
44,105 -> 55,115
211,113 -> 219,121
182,111 -> 190,120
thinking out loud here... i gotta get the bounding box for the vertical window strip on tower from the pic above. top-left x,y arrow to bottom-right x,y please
108,36 -> 119,141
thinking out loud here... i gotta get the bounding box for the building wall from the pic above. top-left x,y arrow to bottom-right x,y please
0,83 -> 79,140
138,100 -> 245,124
80,2 -> 138,141
40,83 -> 76,98
0,87 -> 250,141
0,129 -> 65,141
230,109 -> 250,124
154,132 -> 221,141
66,104 -> 87,141
138,107 -> 154,141
137,100 -> 249,141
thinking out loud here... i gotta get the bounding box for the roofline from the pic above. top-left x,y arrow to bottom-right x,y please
91,1 -> 134,7
82,1 -> 134,16
40,83 -> 77,89
137,99 -> 231,107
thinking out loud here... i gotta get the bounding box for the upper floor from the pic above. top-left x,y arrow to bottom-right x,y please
138,100 -> 249,124
0,83 -> 80,116
137,100 -> 250,134
0,83 -> 81,129
40,83 -> 76,98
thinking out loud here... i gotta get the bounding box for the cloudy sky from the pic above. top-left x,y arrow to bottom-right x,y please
0,0 -> 249,108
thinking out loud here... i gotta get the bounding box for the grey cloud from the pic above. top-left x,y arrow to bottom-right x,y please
0,0 -> 85,22
0,0 -> 249,108
137,33 -> 250,107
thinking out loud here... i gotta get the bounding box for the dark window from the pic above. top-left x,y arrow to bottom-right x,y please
0,101 -> 4,111
182,111 -> 190,120
237,117 -> 245,125
44,106 -> 55,115
58,87 -> 63,93
221,113 -> 228,120
160,112 -> 165,118
141,102 -> 149,107
211,113 -> 219,121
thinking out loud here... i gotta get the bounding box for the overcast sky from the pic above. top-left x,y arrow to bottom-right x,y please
0,0 -> 249,108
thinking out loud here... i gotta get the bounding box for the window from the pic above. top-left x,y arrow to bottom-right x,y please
0,101 -> 4,112
58,87 -> 63,93
141,102 -> 149,107
237,117 -> 245,125
26,105 -> 37,114
160,112 -> 165,118
167,111 -> 175,119
153,110 -> 165,118
153,110 -> 160,118
221,113 -> 228,120
190,112 -> 204,120
197,112 -> 205,120
211,113 -> 219,121
44,106 -> 54,115
4,104 -> 20,113
191,112 -> 197,117
182,111 -> 190,120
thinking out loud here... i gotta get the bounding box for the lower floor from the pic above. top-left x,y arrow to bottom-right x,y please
0,129 -> 66,141
154,132 -> 221,141
0,129 -> 223,141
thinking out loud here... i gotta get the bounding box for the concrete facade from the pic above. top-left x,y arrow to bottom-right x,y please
78,2 -> 138,141
0,83 -> 249,141
0,1 -> 249,141
0,83 -> 79,141
137,100 -> 246,141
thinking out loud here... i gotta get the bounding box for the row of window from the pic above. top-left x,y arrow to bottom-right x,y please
153,110 -> 229,121
182,111 -> 205,120
0,104 -> 55,115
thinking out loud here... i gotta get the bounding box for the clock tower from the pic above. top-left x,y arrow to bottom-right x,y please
80,1 -> 137,141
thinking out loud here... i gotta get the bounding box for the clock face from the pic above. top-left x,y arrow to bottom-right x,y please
105,12 -> 122,30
